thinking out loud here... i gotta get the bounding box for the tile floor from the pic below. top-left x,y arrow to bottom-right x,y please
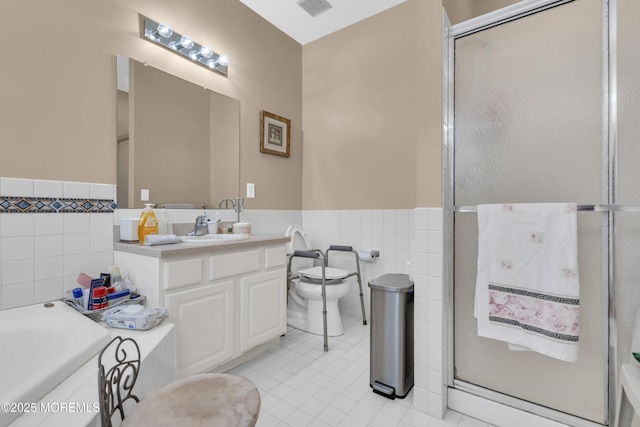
229,316 -> 495,427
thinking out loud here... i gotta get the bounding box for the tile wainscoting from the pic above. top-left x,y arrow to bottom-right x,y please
0,177 -> 116,310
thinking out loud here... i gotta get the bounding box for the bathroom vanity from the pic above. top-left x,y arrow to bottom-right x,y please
114,235 -> 289,378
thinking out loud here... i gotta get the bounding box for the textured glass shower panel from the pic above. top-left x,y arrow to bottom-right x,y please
454,4 -> 603,205
453,0 -> 606,423
615,2 -> 640,418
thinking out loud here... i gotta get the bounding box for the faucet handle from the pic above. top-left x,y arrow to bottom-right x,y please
234,198 -> 244,213
218,198 -> 234,210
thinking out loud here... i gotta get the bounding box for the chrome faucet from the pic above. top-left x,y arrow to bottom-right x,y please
219,197 -> 244,222
186,214 -> 209,236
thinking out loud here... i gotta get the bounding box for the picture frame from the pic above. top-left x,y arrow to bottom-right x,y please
260,110 -> 290,158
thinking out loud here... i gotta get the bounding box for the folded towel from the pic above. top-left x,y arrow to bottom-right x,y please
143,234 -> 181,246
475,203 -> 580,362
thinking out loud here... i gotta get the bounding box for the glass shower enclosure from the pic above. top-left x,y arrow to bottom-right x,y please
448,0 -> 616,425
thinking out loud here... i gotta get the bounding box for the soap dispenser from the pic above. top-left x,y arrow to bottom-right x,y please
138,204 -> 158,244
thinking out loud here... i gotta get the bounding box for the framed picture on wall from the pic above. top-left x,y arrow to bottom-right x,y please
260,110 -> 290,158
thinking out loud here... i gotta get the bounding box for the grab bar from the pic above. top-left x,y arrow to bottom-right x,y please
452,204 -> 640,213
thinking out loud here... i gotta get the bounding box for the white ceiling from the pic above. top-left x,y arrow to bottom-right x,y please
238,0 -> 408,45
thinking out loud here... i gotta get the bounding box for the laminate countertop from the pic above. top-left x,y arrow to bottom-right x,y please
114,234 -> 289,258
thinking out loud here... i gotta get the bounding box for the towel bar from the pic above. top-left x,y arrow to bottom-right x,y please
453,204 -> 640,213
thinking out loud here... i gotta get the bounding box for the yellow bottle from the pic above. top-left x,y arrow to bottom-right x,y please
138,204 -> 158,244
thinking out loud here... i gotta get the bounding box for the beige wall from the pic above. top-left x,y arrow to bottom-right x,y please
0,0 -> 302,210
302,0 -> 443,210
0,0 -> 117,185
416,1 -> 446,208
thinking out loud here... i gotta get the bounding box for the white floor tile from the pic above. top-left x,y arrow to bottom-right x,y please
268,400 -> 297,420
369,410 -> 402,427
316,406 -> 347,426
284,409 -> 315,427
308,419 -> 332,427
299,397 -> 327,417
231,315 -> 477,427
256,411 -> 281,427
337,414 -> 368,427
458,415 -> 491,427
349,402 -> 378,424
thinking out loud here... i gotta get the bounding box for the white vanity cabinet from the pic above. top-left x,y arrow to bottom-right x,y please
165,280 -> 235,376
114,236 -> 288,378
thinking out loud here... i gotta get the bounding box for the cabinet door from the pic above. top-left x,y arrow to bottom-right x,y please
165,281 -> 234,378
239,270 -> 286,352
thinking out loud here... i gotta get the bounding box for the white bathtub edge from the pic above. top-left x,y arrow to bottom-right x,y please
9,320 -> 176,427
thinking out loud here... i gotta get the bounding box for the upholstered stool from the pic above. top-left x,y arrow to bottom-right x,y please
121,373 -> 260,427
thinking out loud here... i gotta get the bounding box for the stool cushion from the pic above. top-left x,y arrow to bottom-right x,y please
122,373 -> 260,427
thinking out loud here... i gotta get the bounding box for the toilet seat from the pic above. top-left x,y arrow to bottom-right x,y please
298,266 -> 349,282
296,280 -> 350,299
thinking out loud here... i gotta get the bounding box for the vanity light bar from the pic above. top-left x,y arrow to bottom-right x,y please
140,15 -> 229,78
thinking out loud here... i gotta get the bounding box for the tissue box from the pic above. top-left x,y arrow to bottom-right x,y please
120,218 -> 139,241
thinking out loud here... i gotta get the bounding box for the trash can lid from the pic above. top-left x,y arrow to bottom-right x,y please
368,273 -> 414,293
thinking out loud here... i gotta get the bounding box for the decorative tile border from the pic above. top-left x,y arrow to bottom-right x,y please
0,196 -> 117,213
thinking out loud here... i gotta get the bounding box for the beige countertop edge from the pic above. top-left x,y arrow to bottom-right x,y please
114,234 -> 290,258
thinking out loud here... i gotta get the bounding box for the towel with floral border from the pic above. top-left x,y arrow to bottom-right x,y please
474,203 -> 580,362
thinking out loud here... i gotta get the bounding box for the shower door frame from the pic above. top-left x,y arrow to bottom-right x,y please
444,0 -> 616,425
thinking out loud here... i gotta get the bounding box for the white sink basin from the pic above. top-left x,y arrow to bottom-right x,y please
179,234 -> 249,244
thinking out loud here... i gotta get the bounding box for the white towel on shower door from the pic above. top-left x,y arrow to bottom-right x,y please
474,203 -> 580,362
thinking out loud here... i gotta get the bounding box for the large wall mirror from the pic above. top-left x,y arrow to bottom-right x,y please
116,55 -> 240,209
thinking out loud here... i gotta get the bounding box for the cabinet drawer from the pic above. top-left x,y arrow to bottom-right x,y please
163,258 -> 203,290
209,250 -> 260,280
265,246 -> 286,269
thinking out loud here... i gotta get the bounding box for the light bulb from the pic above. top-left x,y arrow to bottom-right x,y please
157,23 -> 172,38
206,59 -> 216,68
144,29 -> 159,41
217,54 -> 230,67
200,46 -> 212,59
168,41 -> 179,50
180,35 -> 194,49
189,50 -> 199,60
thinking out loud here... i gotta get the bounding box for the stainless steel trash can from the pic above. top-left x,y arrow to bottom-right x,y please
368,273 -> 414,399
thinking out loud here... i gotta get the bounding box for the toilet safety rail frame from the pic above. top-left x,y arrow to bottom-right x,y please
286,245 -> 367,352
325,246 -> 367,327
287,250 -> 331,351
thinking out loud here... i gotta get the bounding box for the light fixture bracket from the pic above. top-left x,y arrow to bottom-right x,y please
140,15 -> 229,78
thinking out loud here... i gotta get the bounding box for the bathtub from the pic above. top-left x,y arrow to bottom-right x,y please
0,301 -> 111,426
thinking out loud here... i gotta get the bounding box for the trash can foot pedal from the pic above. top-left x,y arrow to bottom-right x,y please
372,381 -> 396,399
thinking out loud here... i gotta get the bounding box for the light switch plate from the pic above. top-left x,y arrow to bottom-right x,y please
246,183 -> 255,199
141,189 -> 149,201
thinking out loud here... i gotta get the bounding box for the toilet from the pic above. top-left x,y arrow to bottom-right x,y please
286,225 -> 350,336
